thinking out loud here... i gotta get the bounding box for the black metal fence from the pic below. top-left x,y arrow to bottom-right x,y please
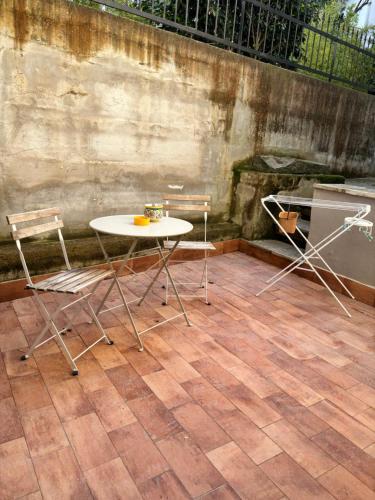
76,0 -> 375,93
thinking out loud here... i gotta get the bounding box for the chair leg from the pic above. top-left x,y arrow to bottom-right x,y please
64,279 -> 103,330
163,271 -> 169,306
55,296 -> 113,375
21,321 -> 53,360
83,298 -> 113,346
51,322 -> 79,375
22,292 -> 66,359
24,289 -> 114,375
32,290 -> 63,337
94,278 -> 117,319
199,260 -> 206,289
156,240 -> 191,327
204,258 -> 211,305
21,311 -> 79,373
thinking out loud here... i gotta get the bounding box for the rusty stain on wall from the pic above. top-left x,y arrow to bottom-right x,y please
208,57 -> 240,141
4,0 -> 169,65
12,0 -> 28,49
251,66 -> 271,154
0,0 -> 374,245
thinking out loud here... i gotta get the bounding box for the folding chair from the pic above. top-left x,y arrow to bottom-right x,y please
162,194 -> 215,305
6,207 -> 122,375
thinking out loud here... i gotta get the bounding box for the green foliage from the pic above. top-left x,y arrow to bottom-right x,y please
241,1 -> 326,62
69,0 -> 151,23
299,0 -> 375,90
135,0 -> 326,63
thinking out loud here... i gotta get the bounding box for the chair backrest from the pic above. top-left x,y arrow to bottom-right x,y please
6,207 -> 70,284
162,194 -> 211,241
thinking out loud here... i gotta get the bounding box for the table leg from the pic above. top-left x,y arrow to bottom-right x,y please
94,237 -> 138,317
138,238 -> 191,327
138,238 -> 179,306
95,234 -> 143,350
155,238 -> 191,327
113,276 -> 144,351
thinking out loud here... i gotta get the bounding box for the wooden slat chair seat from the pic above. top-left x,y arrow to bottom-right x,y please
163,240 -> 216,251
162,193 -> 214,305
29,268 -> 113,293
6,207 -> 121,376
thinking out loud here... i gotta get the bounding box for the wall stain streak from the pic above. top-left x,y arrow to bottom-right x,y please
251,67 -> 271,154
209,57 -> 240,141
6,0 -> 167,64
13,0 -> 28,50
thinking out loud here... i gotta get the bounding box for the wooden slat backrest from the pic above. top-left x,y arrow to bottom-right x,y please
7,207 -> 64,241
7,207 -> 71,282
7,207 -> 61,225
163,194 -> 211,202
11,220 -> 64,240
163,194 -> 211,213
163,203 -> 211,212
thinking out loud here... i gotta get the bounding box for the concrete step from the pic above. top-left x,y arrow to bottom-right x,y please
250,239 -> 301,260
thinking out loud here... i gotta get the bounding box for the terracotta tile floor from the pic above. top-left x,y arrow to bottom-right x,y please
1,252 -> 375,499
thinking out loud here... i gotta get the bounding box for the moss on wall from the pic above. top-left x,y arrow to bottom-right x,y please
230,155 -> 345,222
0,222 -> 241,282
232,165 -> 346,240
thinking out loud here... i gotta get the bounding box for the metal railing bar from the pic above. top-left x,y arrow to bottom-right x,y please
91,0 -> 375,58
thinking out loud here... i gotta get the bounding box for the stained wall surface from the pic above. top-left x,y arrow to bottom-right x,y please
0,0 -> 374,241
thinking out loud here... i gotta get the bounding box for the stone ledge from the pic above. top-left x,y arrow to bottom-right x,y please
0,222 -> 241,282
0,237 -> 240,302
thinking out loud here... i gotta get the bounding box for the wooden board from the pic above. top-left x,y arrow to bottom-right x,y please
11,220 -> 64,240
163,204 -> 211,212
7,207 -> 61,225
163,194 -> 211,202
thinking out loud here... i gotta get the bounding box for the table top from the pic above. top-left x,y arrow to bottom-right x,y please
90,215 -> 193,238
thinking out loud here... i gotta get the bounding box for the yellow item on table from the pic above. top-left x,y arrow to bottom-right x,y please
134,215 -> 150,226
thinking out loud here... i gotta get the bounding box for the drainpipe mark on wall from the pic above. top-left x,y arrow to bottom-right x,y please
13,0 -> 28,50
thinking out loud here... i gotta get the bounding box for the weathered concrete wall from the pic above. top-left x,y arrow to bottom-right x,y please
0,0 -> 374,246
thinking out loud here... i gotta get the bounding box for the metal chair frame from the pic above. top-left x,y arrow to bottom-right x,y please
162,194 -> 215,305
6,207 -> 125,375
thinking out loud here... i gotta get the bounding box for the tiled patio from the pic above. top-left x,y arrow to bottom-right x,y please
1,252 -> 375,499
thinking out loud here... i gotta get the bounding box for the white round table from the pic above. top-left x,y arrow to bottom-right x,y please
90,214 -> 193,239
89,215 -> 193,351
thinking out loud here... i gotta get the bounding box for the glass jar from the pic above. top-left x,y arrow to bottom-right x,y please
144,204 -> 163,222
